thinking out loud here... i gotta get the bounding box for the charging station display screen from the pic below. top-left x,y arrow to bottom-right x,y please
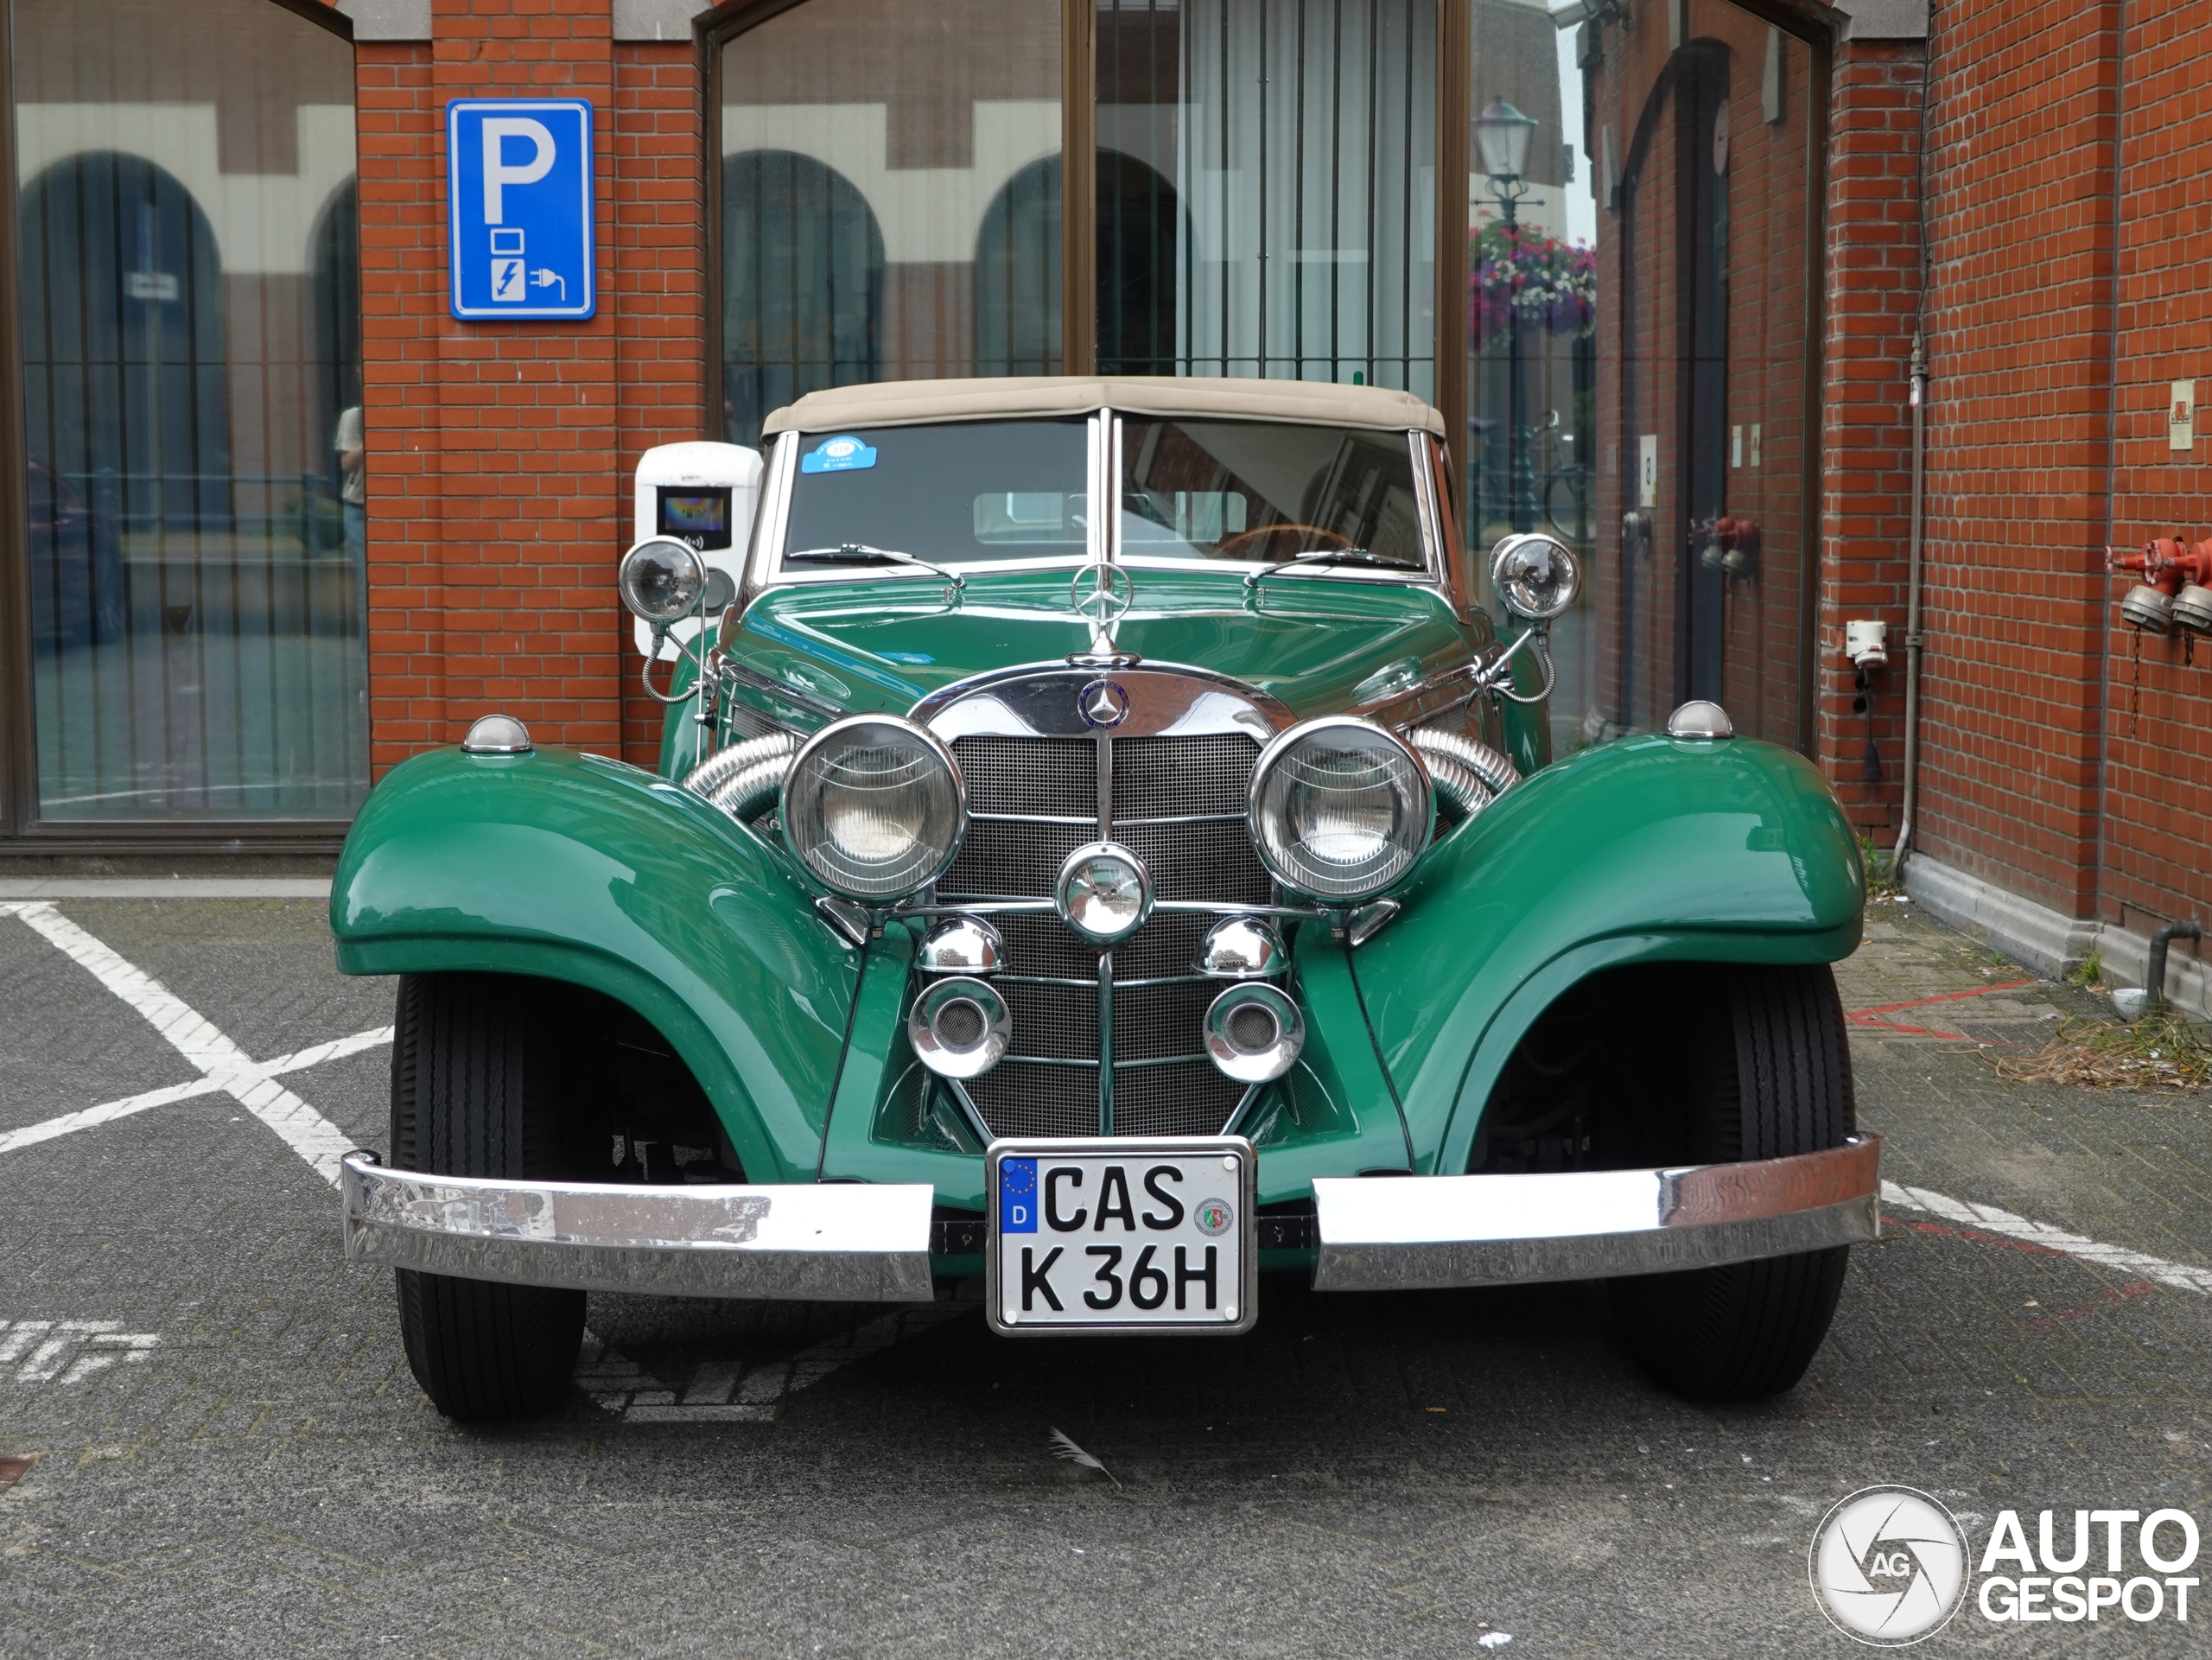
658,487 -> 732,550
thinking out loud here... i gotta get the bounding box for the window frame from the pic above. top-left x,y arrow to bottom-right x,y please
0,0 -> 360,852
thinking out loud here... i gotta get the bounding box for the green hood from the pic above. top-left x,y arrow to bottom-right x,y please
721,566 -> 1478,720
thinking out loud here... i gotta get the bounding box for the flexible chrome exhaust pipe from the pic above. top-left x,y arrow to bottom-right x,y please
683,730 -> 798,822
1409,726 -> 1520,819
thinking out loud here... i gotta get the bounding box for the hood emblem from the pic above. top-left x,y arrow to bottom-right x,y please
1078,678 -> 1130,728
1071,563 -> 1134,625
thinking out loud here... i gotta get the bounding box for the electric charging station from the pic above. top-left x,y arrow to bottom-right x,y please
631,442 -> 762,658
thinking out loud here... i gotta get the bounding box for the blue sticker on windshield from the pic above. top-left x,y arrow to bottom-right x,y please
802,434 -> 877,474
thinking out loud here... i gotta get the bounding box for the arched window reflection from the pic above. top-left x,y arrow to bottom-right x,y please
974,157 -> 1061,378
721,149 -> 885,448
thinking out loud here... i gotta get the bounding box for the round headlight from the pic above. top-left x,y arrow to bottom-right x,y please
1489,531 -> 1580,621
780,716 -> 963,900
1248,718 -> 1433,901
1054,843 -> 1154,945
619,536 -> 708,626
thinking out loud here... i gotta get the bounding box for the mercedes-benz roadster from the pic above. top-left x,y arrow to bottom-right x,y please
331,377 -> 1877,1421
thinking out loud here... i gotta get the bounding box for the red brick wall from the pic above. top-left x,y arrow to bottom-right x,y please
360,2 -> 706,778
1817,38 -> 1925,840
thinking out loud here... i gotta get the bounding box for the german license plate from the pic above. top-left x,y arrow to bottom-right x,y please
986,1137 -> 1256,1335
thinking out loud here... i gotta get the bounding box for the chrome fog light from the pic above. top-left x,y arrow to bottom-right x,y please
910,976 -> 1010,1079
618,536 -> 708,626
1249,718 -> 1432,901
1204,983 -> 1304,1084
1489,531 -> 1581,620
781,716 -> 965,900
1055,843 -> 1153,944
1198,916 -> 1285,978
918,916 -> 1005,976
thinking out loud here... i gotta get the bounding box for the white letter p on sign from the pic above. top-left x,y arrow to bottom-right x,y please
481,118 -> 555,223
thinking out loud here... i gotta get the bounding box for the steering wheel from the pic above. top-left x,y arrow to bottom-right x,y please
1215,524 -> 1354,563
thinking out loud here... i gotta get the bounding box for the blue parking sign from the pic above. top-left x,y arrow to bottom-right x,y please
446,99 -> 594,321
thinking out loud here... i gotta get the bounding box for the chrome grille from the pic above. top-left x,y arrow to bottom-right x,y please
931,719 -> 1271,1139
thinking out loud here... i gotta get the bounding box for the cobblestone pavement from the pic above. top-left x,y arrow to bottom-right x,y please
0,895 -> 2208,1657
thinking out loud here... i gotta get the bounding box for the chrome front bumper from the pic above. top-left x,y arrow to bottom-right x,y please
1310,1134 -> 1881,1292
340,1154 -> 936,1301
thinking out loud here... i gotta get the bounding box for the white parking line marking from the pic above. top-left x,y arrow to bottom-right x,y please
0,902 -> 369,1186
1882,1180 -> 2212,1294
0,1027 -> 394,1156
0,1320 -> 160,1386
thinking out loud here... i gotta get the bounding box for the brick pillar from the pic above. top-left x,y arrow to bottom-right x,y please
1817,37 -> 1927,845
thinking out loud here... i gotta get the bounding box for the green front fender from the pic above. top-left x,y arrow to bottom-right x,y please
1352,733 -> 1864,1175
329,746 -> 858,1185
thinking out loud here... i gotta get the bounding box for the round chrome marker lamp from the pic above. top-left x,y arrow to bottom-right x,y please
1055,843 -> 1154,945
1489,531 -> 1581,620
909,976 -> 1010,1079
1248,717 -> 1433,901
780,716 -> 964,900
618,536 -> 709,626
1204,983 -> 1304,1083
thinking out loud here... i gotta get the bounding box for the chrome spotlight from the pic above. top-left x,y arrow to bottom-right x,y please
909,976 -> 1010,1079
1203,983 -> 1304,1084
1198,916 -> 1286,978
618,536 -> 708,626
918,916 -> 1005,976
1055,843 -> 1154,945
1489,531 -> 1581,621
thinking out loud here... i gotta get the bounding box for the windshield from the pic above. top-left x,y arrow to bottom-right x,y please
780,420 -> 1090,568
1117,418 -> 1426,568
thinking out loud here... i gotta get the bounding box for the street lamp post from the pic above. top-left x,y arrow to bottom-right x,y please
1476,99 -> 1539,535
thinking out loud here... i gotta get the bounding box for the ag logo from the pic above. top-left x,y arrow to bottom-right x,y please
1078,679 -> 1129,728
1809,1486 -> 1969,1645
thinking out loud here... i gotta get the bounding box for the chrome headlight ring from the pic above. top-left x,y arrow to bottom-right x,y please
909,976 -> 1010,1079
779,715 -> 966,901
1204,982 -> 1304,1083
1247,716 -> 1433,902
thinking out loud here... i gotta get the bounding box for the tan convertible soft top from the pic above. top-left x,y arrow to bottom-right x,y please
761,375 -> 1446,439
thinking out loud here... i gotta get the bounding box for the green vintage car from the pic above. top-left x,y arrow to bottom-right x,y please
332,377 -> 1877,1421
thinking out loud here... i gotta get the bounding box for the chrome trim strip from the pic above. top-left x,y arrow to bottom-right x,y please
912,662 -> 1294,736
1311,1135 -> 1881,1292
340,1154 -> 935,1301
969,811 -> 1099,826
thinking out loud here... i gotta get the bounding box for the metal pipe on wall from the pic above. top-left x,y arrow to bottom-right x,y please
1895,331 -> 1927,867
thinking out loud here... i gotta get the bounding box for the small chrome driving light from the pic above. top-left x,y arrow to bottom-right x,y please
1204,983 -> 1304,1084
1489,531 -> 1581,620
460,712 -> 531,755
1665,700 -> 1735,740
781,716 -> 964,900
619,536 -> 709,626
1054,843 -> 1154,945
909,976 -> 1010,1079
1198,916 -> 1286,978
918,916 -> 1005,976
1249,717 -> 1433,901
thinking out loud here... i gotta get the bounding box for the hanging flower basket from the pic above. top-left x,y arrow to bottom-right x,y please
1470,221 -> 1596,343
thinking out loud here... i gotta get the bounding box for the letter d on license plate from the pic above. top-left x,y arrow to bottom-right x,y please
986,1137 -> 1257,1335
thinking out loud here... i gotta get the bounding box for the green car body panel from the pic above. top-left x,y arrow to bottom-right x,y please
332,557 -> 1859,1224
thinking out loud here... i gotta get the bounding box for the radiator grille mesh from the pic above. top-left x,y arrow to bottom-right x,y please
928,721 -> 1273,1139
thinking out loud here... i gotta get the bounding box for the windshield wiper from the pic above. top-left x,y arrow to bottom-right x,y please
787,543 -> 965,594
1243,548 -> 1421,588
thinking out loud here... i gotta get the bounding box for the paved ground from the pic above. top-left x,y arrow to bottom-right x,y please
1,893 -> 2209,1657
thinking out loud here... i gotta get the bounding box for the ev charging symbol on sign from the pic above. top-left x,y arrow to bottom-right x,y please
446,99 -> 594,321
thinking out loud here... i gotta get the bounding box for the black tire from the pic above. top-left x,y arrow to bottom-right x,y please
391,973 -> 586,1422
1607,964 -> 1855,1402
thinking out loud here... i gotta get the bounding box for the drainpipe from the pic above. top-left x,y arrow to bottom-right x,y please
1895,332 -> 1928,869
1893,16 -> 1937,875
2145,919 -> 2202,1014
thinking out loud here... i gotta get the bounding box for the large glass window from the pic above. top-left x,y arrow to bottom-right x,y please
1098,0 -> 1440,395
11,0 -> 364,822
1471,0 -> 1817,754
718,0 -> 1064,448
